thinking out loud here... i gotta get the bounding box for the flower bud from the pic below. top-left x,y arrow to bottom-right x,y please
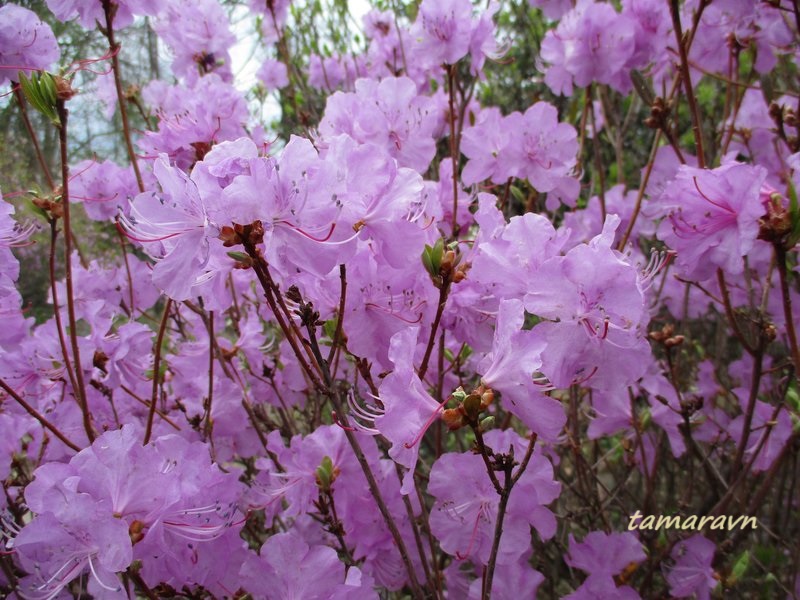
664,335 -> 685,348
53,74 -> 76,101
442,408 -> 466,431
219,225 -> 242,247
462,393 -> 482,421
315,455 -> 337,492
480,388 -> 494,410
129,520 -> 145,545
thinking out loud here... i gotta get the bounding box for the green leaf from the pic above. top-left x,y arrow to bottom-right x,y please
226,251 -> 252,265
729,550 -> 749,584
316,455 -> 335,491
19,71 -> 60,126
509,184 -> 526,206
421,238 -> 444,277
630,70 -> 655,106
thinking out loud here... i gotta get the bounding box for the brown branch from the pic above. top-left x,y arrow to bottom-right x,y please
102,0 -> 144,192
327,265 -> 347,368
143,298 -> 172,445
418,279 -> 451,382
484,435 -> 537,600
446,64 -> 460,237
669,0 -> 706,167
13,85 -> 55,189
56,100 -> 94,443
0,378 -> 81,452
775,245 -> 800,376
301,306 -> 425,599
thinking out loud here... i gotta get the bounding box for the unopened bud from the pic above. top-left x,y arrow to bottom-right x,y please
479,416 -> 495,431
664,335 -> 685,348
441,250 -> 456,273
129,520 -> 145,544
32,196 -> 62,219
93,350 -> 109,374
450,387 -> 468,403
442,408 -> 466,431
54,75 -> 76,101
463,393 -> 482,421
480,388 -> 494,410
219,226 -> 242,247
226,251 -> 252,268
316,455 -> 337,492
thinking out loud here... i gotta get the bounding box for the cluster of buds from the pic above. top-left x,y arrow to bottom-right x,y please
220,220 -> 265,247
648,323 -> 684,349
769,101 -> 798,152
220,220 -> 266,268
758,187 -> 800,251
441,385 -> 494,431
31,189 -> 64,221
643,97 -> 673,131
679,395 -> 704,419
421,238 -> 469,288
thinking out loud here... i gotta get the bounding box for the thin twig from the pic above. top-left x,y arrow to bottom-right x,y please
0,378 -> 81,452
13,85 -> 55,189
102,0 -> 144,192
670,0 -> 706,167
143,298 -> 172,445
56,100 -> 94,443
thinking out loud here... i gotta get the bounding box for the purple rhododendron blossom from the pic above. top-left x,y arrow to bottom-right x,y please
566,531 -> 646,577
525,216 -> 651,390
45,0 -> 161,30
2,1 -> 798,596
540,0 -> 637,95
665,535 -> 718,600
479,299 -> 565,440
120,155 -> 218,300
429,429 -> 559,565
69,159 -> 139,222
153,0 -> 236,83
656,161 -> 768,281
374,328 -> 444,492
0,4 -> 60,86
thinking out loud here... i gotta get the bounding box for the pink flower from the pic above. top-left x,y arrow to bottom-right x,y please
479,299 -> 565,441
540,0 -> 637,95
524,216 -> 651,391
153,0 -> 236,83
119,155 -> 219,300
319,76 -> 438,172
45,0 -> 161,29
656,161 -> 768,281
500,101 -> 580,208
0,4 -> 60,86
69,159 -> 139,222
413,0 -> 474,66
257,58 -> 289,90
429,430 -> 559,565
565,531 -> 646,577
665,535 -> 718,600
374,328 -> 444,492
